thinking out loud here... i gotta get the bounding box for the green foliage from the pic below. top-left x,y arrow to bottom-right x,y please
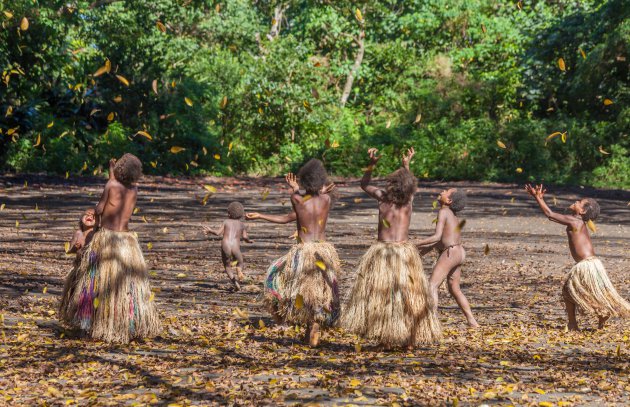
0,0 -> 628,187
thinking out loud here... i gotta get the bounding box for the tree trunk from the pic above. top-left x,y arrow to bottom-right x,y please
340,30 -> 365,107
267,4 -> 287,41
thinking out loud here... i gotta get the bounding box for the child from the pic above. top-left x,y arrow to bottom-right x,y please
526,184 -> 630,330
246,159 -> 338,347
202,201 -> 253,291
68,208 -> 97,255
341,147 -> 441,349
59,154 -> 161,343
417,188 -> 479,328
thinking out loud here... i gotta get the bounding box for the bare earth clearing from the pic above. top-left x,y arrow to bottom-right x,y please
0,174 -> 629,406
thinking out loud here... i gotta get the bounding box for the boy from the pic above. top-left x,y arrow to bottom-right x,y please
202,201 -> 253,291
526,184 -> 630,330
68,208 -> 97,255
341,147 -> 441,349
417,188 -> 479,328
59,154 -> 161,343
246,159 -> 338,347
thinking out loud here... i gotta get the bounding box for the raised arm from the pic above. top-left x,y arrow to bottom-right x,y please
94,180 -> 112,227
108,158 -> 116,181
246,211 -> 297,224
525,184 -> 580,226
361,148 -> 386,200
402,147 -> 415,171
417,208 -> 447,247
285,173 -> 300,194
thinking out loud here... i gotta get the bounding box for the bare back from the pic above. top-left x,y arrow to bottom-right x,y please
292,193 -> 330,243
566,222 -> 595,262
221,219 -> 247,252
96,179 -> 138,232
377,198 -> 413,242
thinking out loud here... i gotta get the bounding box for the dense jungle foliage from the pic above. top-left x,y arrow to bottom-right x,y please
0,0 -> 628,187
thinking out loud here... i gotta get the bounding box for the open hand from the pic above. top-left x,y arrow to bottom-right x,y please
525,184 -> 546,199
285,173 -> 299,192
201,226 -> 212,235
246,212 -> 261,220
402,147 -> 415,168
368,148 -> 381,164
320,183 -> 336,195
288,230 -> 298,240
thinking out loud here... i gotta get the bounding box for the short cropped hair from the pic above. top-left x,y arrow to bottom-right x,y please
298,159 -> 328,195
385,168 -> 416,205
114,153 -> 142,186
581,198 -> 600,221
449,189 -> 467,213
227,201 -> 244,219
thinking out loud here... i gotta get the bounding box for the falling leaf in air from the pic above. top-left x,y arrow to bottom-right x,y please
382,218 -> 390,228
483,244 -> 490,255
113,95 -> 122,103
295,294 -> 304,309
214,153 -> 220,160
107,112 -> 114,121
136,130 -> 152,140
261,189 -> 270,200
456,219 -> 466,231
202,147 -> 208,155
43,286 -> 48,294
331,140 -> 340,148
20,17 -> 28,31
557,57 -> 566,71
215,3 -> 220,13
586,219 -> 596,233
64,241 -> 70,253
150,161 -> 157,168
116,75 -> 130,86
5,106 -> 12,117
515,167 -> 523,173
579,48 -> 587,59
156,21 -> 166,32
47,121 -> 54,128
33,134 -> 41,147
220,96 -> 228,109
561,132 -> 567,143
184,97 -> 193,107
176,273 -> 186,278
496,140 -> 507,149
302,195 -> 312,203
603,99 -> 613,106
414,113 -> 422,123
315,260 -> 326,271
204,185 -> 217,193
93,297 -> 100,309
15,220 -> 19,229
152,79 -> 158,95
481,24 -> 487,34
545,131 -> 562,144
170,146 -> 185,154
432,200 -> 438,209
354,198 -> 363,203
598,146 -> 610,155
355,8 -> 363,22
149,292 -> 155,301
3,11 -> 13,18
93,59 -> 111,77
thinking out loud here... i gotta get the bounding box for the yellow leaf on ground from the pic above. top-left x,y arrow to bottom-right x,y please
534,388 -> 546,395
349,378 -> 362,387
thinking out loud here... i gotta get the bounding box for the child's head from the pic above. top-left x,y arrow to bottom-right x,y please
79,208 -> 96,231
297,159 -> 328,195
384,168 -> 416,205
439,188 -> 467,213
227,202 -> 245,219
571,198 -> 600,221
113,153 -> 143,186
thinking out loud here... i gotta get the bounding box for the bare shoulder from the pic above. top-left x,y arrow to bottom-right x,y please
438,207 -> 453,218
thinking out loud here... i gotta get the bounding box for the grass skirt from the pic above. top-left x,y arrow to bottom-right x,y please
59,228 -> 161,343
563,257 -> 630,318
341,241 -> 441,346
263,242 -> 340,327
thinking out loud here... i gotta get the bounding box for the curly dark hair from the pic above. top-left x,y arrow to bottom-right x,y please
297,159 -> 328,195
449,189 -> 467,213
113,153 -> 142,186
385,168 -> 416,205
581,198 -> 600,221
227,201 -> 244,219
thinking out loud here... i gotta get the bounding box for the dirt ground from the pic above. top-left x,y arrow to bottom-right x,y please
0,174 -> 629,406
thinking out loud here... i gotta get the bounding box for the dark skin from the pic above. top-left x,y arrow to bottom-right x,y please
202,218 -> 253,291
361,147 -> 415,242
417,188 -> 479,328
68,210 -> 96,255
95,159 -> 138,232
525,183 -> 603,330
246,173 -> 335,347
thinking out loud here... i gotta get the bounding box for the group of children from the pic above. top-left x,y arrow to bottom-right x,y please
59,151 -> 630,348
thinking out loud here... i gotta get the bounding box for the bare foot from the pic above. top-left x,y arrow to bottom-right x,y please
597,315 -> 609,330
237,269 -> 245,281
467,320 -> 480,329
231,278 -> 241,291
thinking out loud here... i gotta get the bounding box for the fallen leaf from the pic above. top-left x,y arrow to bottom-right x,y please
484,244 -> 490,255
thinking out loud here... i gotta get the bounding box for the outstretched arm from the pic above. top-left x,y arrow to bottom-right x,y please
525,184 -> 579,226
361,148 -> 386,200
417,208 -> 446,247
246,211 -> 297,224
202,223 -> 224,237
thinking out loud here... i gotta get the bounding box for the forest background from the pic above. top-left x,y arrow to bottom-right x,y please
1,0 -> 628,187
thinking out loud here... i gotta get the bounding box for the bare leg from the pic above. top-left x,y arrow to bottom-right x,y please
429,250 -> 461,314
447,266 -> 479,328
221,249 -> 240,291
564,298 -> 579,331
306,322 -> 320,347
233,249 -> 245,281
597,315 -> 609,330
